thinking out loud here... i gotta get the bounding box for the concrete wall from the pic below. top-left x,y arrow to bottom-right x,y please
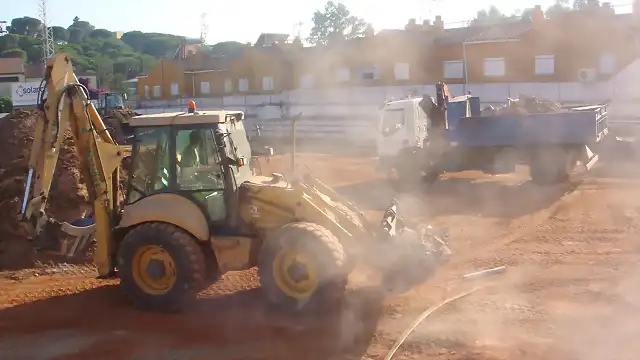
133,81 -> 617,144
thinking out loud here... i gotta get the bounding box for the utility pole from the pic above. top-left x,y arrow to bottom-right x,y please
39,0 -> 56,67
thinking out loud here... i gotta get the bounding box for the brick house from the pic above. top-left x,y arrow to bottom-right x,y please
431,4 -> 639,83
292,27 -> 434,89
222,44 -> 295,95
139,33 -> 296,99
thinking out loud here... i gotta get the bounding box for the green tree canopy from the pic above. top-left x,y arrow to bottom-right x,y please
307,1 -> 371,45
1,48 -> 27,61
9,17 -> 42,37
470,6 -> 509,26
51,26 -> 69,42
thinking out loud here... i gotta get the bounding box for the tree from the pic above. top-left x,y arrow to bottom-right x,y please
3,14 -> 188,89
470,6 -> 507,26
0,34 -> 20,53
90,29 -> 112,39
0,48 -> 27,61
51,26 -> 69,42
69,17 -> 94,33
0,97 -> 13,113
9,17 -> 42,37
120,31 -> 147,52
307,1 -> 371,45
206,41 -> 245,58
546,0 -> 572,18
573,0 -> 587,10
68,27 -> 85,43
19,36 -> 42,62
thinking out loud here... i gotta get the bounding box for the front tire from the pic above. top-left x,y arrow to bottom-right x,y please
258,222 -> 347,313
117,222 -> 206,312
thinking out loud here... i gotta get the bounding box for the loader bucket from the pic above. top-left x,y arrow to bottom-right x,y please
293,172 -> 451,293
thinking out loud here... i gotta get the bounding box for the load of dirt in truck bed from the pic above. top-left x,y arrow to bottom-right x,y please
109,108 -> 138,122
481,94 -> 566,116
0,108 -> 89,270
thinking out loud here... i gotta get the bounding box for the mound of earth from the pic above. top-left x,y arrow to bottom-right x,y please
0,108 -> 89,270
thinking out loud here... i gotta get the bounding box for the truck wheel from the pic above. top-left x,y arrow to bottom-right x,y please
529,147 -> 569,185
258,222 -> 347,313
117,222 -> 205,312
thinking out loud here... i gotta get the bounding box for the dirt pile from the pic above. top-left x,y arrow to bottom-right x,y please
481,94 -> 566,116
0,108 -> 89,270
109,108 -> 138,121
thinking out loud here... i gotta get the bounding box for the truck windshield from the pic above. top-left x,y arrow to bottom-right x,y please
381,108 -> 405,137
105,93 -> 124,109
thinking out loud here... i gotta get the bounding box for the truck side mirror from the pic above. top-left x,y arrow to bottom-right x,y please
121,92 -> 128,101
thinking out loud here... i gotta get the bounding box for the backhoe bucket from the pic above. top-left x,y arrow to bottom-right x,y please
372,204 -> 452,295
32,216 -> 96,260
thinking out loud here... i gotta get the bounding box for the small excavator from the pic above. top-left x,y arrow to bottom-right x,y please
19,53 -> 451,313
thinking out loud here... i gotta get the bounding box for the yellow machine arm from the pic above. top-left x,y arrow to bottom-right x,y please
19,53 -> 124,276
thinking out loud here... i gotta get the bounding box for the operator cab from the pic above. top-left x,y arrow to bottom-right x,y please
125,109 -> 252,229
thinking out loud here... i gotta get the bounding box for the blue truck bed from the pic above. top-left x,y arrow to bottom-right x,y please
445,102 -> 608,148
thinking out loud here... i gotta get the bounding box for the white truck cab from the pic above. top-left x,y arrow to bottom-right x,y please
376,97 -> 429,175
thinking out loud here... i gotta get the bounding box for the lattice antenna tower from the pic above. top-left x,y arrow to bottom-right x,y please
200,13 -> 209,45
39,0 -> 55,65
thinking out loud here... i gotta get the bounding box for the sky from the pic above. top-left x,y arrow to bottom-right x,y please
3,0 -> 634,45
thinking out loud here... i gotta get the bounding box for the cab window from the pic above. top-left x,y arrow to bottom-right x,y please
175,128 -> 224,190
381,108 -> 405,137
127,127 -> 170,203
175,127 -> 226,222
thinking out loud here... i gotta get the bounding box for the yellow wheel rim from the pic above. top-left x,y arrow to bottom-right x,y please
131,245 -> 177,295
272,247 -> 318,299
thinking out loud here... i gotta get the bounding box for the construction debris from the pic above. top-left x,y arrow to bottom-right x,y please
481,94 -> 566,116
0,109 -> 90,270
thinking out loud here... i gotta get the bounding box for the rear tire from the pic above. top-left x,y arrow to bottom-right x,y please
117,222 -> 205,312
529,147 -> 570,185
258,222 -> 347,313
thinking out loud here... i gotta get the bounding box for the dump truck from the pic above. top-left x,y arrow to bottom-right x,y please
78,78 -> 137,146
376,82 -> 609,189
19,53 -> 451,313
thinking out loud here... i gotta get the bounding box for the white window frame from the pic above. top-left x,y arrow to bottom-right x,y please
535,55 -> 554,75
224,78 -> 233,93
144,85 -> 150,98
238,78 -> 249,92
300,74 -> 314,88
394,62 -> 410,80
200,81 -> 210,94
262,76 -> 274,91
443,60 -> 464,79
335,68 -> 350,83
153,85 -> 161,98
599,53 -> 615,74
170,82 -> 179,96
483,57 -> 505,77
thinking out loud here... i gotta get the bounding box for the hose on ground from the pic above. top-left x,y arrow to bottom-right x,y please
383,285 -> 485,360
384,266 -> 506,360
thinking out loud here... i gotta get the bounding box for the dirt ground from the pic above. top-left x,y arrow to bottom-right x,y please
2,151 -> 640,360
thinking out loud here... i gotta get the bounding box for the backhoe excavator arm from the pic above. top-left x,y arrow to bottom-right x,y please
19,53 -> 124,277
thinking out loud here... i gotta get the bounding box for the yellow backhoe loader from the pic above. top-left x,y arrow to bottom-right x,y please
19,53 -> 452,313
